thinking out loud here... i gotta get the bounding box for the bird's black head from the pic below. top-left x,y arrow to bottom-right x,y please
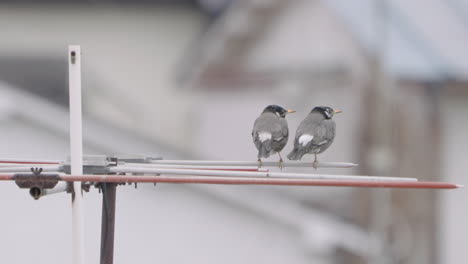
263,105 -> 296,118
311,106 -> 342,119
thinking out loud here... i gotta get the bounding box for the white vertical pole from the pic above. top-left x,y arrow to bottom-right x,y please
68,45 -> 85,264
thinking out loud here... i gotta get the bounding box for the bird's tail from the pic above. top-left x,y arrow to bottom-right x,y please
287,149 -> 304,160
258,141 -> 272,159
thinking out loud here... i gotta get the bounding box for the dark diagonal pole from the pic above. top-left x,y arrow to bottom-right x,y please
100,183 -> 117,264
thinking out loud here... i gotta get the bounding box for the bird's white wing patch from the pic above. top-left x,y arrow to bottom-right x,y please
298,134 -> 314,146
258,132 -> 272,142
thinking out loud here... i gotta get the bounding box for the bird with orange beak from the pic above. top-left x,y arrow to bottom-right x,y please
287,106 -> 342,168
252,105 -> 295,169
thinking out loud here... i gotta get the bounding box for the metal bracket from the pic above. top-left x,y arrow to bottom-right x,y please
116,156 -> 162,164
61,155 -> 163,191
13,168 -> 61,200
13,168 -> 60,189
62,155 -> 113,174
115,156 -> 162,188
62,155 -> 162,175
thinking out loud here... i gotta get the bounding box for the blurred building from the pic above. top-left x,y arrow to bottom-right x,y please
180,0 -> 468,263
0,0 -> 467,264
0,0 -> 207,150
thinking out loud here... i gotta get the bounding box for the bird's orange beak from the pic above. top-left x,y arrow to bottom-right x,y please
286,109 -> 296,114
334,109 -> 343,114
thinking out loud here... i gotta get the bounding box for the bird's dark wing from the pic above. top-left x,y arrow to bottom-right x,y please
252,113 -> 289,157
270,118 -> 288,152
280,118 -> 289,138
253,113 -> 286,141
311,121 -> 334,146
294,115 -> 335,150
289,113 -> 336,159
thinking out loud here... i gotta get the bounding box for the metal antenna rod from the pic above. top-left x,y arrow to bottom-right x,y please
0,158 -> 61,165
0,166 -> 63,173
0,173 -> 461,189
110,167 -> 417,182
149,159 -> 358,168
69,45 -> 85,264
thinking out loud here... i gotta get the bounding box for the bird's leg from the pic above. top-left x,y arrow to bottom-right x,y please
312,154 -> 318,169
277,152 -> 284,170
257,158 -> 263,168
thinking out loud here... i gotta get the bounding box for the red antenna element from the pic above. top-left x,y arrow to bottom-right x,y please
0,173 -> 461,189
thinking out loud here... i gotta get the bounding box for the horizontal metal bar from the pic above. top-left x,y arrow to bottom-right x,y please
0,174 -> 14,180
0,163 -> 64,167
150,160 -> 358,168
110,167 -> 417,182
0,159 -> 61,165
0,174 -> 461,189
121,163 -> 267,171
40,182 -> 68,197
0,166 -> 64,173
58,175 -> 464,189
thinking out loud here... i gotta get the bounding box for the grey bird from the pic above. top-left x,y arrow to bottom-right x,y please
252,105 -> 295,168
287,106 -> 342,168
